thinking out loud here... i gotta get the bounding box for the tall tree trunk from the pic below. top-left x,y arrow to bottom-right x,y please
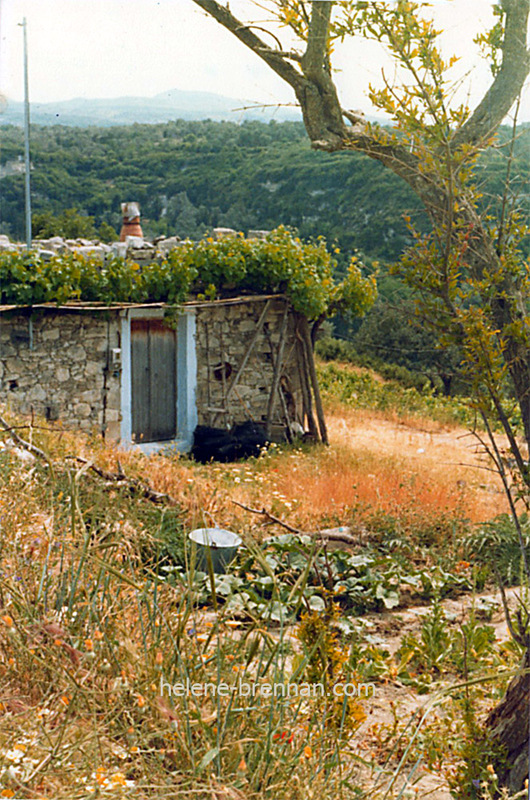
485,648 -> 530,793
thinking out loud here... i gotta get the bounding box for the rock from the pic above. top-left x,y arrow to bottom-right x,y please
213,227 -> 237,240
247,230 -> 270,240
110,242 -> 128,259
73,403 -> 91,418
70,245 -> 106,261
10,446 -> 35,464
105,420 -> 121,441
125,235 -> 146,249
37,249 -> 56,261
66,344 -> 86,361
27,385 -> 47,402
85,360 -> 102,377
0,235 -> 16,252
41,328 -> 61,341
33,236 -> 68,253
156,236 -> 182,254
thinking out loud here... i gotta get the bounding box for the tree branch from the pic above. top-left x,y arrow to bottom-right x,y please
230,499 -> 358,544
191,0 -> 305,92
298,1 -> 345,143
453,0 -> 530,148
191,0 -> 530,219
192,0 -> 346,149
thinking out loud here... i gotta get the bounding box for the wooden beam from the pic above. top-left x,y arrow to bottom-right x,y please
299,316 -> 328,445
213,300 -> 272,426
296,335 -> 318,440
265,300 -> 289,438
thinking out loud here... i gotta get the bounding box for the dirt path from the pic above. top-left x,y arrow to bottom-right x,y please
352,586 -> 522,799
326,407 -> 508,522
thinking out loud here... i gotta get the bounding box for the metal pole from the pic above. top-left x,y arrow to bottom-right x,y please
22,17 -> 31,250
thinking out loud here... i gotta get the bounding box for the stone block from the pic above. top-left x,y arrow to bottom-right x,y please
95,339 -> 111,353
79,389 -> 100,403
41,327 -> 61,342
73,403 -> 91,418
85,360 -> 103,377
70,245 -> 106,261
105,421 -> 121,441
4,358 -> 21,376
67,344 -> 86,361
106,389 -> 121,408
28,385 -> 47,402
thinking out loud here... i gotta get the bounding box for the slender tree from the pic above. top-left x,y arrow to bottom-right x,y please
192,0 -> 530,790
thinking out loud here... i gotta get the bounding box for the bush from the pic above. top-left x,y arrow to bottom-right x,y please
316,335 -> 431,392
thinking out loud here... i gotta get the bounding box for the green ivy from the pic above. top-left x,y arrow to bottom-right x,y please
0,227 -> 375,320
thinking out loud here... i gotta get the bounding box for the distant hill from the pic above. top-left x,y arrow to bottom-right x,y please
0,88 -> 303,127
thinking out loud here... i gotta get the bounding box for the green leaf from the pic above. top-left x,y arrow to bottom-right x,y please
197,747 -> 220,773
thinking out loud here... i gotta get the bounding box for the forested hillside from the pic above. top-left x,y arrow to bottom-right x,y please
2,119 -> 529,264
2,118 -> 530,392
0,119 -> 425,260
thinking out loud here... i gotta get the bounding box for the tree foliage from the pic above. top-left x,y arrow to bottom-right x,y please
192,0 -> 530,484
191,1 -> 530,787
32,207 -> 119,242
0,119 -> 425,259
0,226 -> 375,321
3,118 -> 530,264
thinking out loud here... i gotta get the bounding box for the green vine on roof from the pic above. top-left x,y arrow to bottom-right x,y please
0,226 -> 376,321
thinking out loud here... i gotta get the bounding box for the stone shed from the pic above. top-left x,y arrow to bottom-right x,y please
0,294 -> 323,451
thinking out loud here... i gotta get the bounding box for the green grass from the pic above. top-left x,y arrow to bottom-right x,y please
317,361 -> 476,427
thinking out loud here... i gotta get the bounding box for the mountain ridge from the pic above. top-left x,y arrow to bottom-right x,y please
0,87 -> 303,127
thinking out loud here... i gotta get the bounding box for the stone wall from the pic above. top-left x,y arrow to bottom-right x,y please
0,296 -> 303,446
0,309 -> 122,439
194,297 -> 303,431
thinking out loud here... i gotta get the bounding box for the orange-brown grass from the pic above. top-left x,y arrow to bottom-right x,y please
0,404 -> 512,799
6,395 -> 507,538
77,403 -> 508,536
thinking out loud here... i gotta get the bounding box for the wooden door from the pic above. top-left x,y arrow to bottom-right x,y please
131,319 -> 176,443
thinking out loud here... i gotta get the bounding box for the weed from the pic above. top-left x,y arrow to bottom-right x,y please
0,386 -> 518,799
447,708 -> 509,800
464,513 -> 530,586
295,601 -> 367,734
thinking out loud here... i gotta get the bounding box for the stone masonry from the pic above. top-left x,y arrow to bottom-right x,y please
193,296 -> 303,430
0,308 -> 122,439
0,296 -> 303,445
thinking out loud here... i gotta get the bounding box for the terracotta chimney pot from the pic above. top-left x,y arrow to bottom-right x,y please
120,202 -> 143,242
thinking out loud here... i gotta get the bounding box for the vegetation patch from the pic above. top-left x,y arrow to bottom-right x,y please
0,226 -> 375,321
317,360 -> 474,428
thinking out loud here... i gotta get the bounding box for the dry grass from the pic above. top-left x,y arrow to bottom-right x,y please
0,394 -> 514,799
91,404 -> 507,537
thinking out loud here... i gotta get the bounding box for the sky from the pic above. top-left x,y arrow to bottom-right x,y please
0,0 -> 527,121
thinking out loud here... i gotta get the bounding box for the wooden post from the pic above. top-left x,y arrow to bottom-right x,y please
205,321 -> 213,426
299,316 -> 328,445
265,301 -> 289,438
218,325 -> 230,426
296,335 -> 318,440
